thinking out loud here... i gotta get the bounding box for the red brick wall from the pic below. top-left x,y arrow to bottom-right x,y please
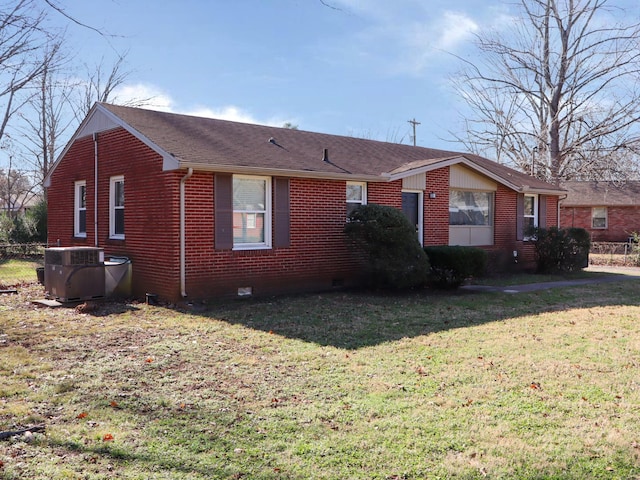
368,180 -> 402,207
560,205 -> 640,242
47,129 -> 181,299
424,168 -> 450,246
183,175 -> 363,299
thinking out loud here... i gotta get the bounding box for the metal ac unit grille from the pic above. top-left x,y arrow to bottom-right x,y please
44,249 -> 63,266
44,247 -> 105,302
69,249 -> 100,265
45,247 -> 102,266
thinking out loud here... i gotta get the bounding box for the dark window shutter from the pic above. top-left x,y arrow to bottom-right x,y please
516,193 -> 524,241
538,195 -> 547,228
273,177 -> 290,248
214,174 -> 233,250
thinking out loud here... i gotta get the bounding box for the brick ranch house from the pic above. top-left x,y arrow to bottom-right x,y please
45,103 -> 566,301
560,180 -> 640,242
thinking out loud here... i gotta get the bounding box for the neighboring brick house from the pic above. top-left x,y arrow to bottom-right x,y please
560,181 -> 640,242
45,103 -> 565,301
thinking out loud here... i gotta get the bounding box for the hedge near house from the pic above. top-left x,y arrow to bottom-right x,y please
532,227 -> 590,273
344,204 -> 429,289
424,245 -> 488,289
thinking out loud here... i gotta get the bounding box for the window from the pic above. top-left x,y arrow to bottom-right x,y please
346,182 -> 367,216
524,194 -> 538,237
233,175 -> 271,248
592,207 -> 607,229
110,176 -> 125,239
74,181 -> 86,238
449,190 -> 494,226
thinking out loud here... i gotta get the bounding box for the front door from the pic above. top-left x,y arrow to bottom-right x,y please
402,191 -> 422,245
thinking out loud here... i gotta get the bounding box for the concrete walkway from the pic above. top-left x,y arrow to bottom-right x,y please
461,265 -> 640,294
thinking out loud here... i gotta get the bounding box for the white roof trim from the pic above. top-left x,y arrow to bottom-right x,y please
387,156 -> 564,194
177,161 -> 386,182
387,156 -> 519,190
44,104 -> 179,187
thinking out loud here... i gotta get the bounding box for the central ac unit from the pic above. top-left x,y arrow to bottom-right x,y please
44,247 -> 105,302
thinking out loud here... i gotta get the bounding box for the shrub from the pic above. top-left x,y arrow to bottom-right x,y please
532,226 -> 590,274
25,198 -> 47,242
0,199 -> 47,244
344,204 -> 429,290
424,245 -> 488,288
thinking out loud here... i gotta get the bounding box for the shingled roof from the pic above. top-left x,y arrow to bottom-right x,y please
48,102 -> 565,195
561,181 -> 640,207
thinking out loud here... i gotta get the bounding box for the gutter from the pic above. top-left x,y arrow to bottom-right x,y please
180,168 -> 193,298
176,161 -> 386,183
93,132 -> 99,247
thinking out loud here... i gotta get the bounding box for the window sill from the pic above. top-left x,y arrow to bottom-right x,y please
232,245 -> 272,251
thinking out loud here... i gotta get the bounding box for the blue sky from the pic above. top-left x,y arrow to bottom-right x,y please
50,0 -> 640,152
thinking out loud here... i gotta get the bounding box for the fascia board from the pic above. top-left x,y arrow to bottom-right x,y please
387,156 -> 565,195
44,104 -> 179,188
176,161 -> 386,183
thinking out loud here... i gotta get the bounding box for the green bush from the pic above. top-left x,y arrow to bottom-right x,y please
25,198 -> 47,242
344,203 -> 430,290
424,245 -> 488,288
0,200 -> 47,244
532,226 -> 590,274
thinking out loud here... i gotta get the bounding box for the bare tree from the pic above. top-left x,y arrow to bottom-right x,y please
0,1 -> 62,153
13,45 -> 77,194
0,155 -> 33,218
71,53 -> 154,122
451,0 -> 640,184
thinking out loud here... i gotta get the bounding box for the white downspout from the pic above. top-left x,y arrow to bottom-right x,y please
93,133 -> 99,247
558,194 -> 567,227
180,168 -> 193,298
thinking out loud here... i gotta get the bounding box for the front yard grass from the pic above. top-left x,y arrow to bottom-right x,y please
1,280 -> 639,479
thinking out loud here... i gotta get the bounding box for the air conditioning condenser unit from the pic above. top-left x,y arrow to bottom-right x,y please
44,247 -> 105,302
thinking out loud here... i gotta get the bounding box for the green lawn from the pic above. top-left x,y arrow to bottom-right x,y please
0,258 -> 42,287
1,281 -> 640,479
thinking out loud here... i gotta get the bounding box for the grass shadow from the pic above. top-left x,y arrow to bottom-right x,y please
186,276 -> 640,350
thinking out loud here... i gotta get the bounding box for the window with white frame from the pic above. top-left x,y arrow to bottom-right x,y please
233,175 -> 271,248
346,181 -> 367,216
109,176 -> 125,239
592,207 -> 607,229
74,180 -> 86,238
524,194 -> 538,237
449,190 -> 494,226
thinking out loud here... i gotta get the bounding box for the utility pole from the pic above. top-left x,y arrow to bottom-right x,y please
408,118 -> 420,146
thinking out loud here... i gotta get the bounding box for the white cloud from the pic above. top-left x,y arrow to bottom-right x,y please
112,83 -> 174,111
435,11 -> 479,51
113,82 -> 294,128
321,2 -> 482,76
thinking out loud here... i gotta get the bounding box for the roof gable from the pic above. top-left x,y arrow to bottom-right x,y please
46,102 -> 565,195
